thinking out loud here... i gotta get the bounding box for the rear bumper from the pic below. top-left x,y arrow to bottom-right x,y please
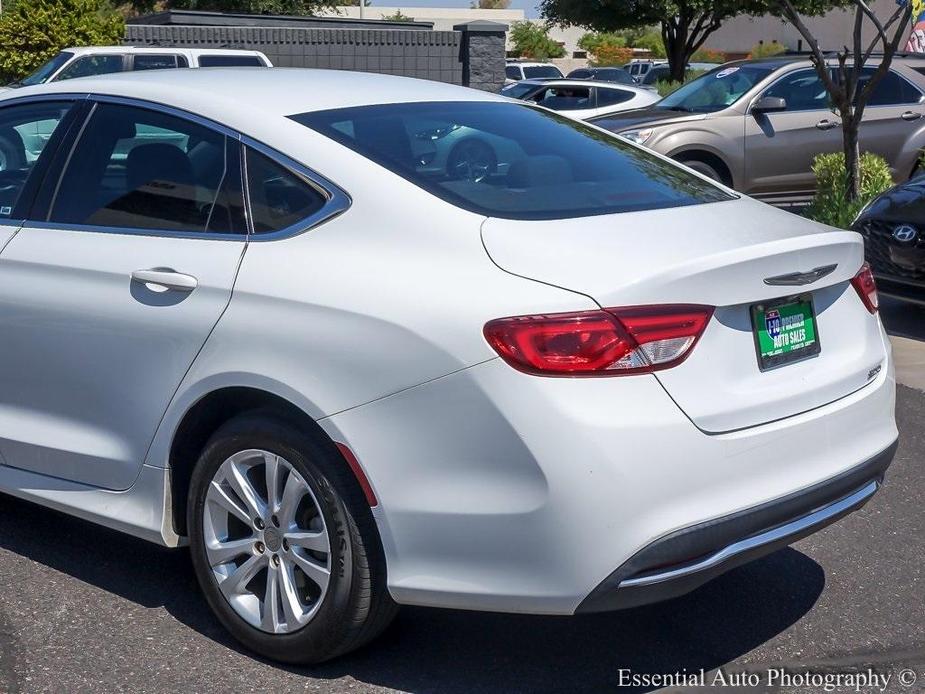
576,440 -> 896,612
321,346 -> 897,615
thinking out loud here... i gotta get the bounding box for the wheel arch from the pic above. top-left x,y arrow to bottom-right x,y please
671,148 -> 735,188
167,385 -> 373,537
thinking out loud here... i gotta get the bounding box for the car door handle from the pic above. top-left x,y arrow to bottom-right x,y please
815,119 -> 840,131
131,268 -> 198,292
901,111 -> 922,121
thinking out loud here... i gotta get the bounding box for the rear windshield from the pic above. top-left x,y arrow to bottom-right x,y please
524,66 -> 563,79
291,101 -> 733,221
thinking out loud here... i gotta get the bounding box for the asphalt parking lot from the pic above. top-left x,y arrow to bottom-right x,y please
0,299 -> 921,694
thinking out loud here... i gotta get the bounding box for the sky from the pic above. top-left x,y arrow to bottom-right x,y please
376,1 -> 542,18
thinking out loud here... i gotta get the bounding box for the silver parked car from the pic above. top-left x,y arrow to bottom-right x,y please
593,55 -> 925,206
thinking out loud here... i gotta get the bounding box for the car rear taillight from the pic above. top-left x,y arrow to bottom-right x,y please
850,262 -> 879,314
483,305 -> 714,377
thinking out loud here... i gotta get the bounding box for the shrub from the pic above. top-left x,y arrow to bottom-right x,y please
591,45 -> 634,67
749,40 -> 787,59
655,69 -> 706,97
578,32 -> 632,66
690,48 -> 726,63
634,31 -> 667,59
0,0 -> 124,82
806,152 -> 893,229
510,21 -> 566,61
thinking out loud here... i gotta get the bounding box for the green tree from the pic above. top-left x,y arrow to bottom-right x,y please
540,0 -> 849,82
776,0 -> 913,201
381,9 -> 412,21
0,0 -> 124,82
509,21 -> 565,61
471,0 -> 511,8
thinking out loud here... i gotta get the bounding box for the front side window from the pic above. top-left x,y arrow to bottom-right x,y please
17,52 -> 74,87
0,101 -> 72,217
531,86 -> 592,111
55,55 -> 123,81
49,103 -> 246,234
292,101 -> 732,221
762,69 -> 828,111
133,54 -> 182,71
245,147 -> 326,234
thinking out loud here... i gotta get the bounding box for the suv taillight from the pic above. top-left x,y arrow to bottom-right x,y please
851,262 -> 879,314
484,305 -> 714,377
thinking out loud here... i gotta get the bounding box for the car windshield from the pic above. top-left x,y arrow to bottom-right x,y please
291,101 -> 733,221
656,64 -> 777,113
501,82 -> 541,99
15,51 -> 74,87
523,66 -> 563,79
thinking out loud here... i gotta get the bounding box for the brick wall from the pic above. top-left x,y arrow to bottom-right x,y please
125,25 -> 464,86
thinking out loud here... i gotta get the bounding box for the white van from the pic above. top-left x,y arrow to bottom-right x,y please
6,46 -> 272,89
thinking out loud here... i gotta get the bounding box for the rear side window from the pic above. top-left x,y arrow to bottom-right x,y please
198,55 -> 263,67
505,66 -> 523,80
859,68 -> 923,106
49,103 -> 246,234
245,148 -> 326,234
291,101 -> 732,221
0,101 -> 72,218
596,88 -> 634,108
133,55 -> 185,71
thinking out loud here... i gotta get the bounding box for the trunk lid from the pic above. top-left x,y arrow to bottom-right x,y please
482,198 -> 886,432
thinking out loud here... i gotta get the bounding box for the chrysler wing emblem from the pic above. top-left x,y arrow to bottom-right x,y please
763,264 -> 838,286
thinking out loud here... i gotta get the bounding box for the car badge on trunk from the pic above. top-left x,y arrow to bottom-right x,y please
763,264 -> 838,286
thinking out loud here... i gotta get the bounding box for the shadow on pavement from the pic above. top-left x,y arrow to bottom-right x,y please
0,492 -> 825,693
880,296 -> 925,342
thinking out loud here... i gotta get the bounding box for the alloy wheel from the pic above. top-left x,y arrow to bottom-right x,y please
202,449 -> 331,634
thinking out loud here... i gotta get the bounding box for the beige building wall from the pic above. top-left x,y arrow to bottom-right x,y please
323,6 -> 525,35
705,0 -> 903,54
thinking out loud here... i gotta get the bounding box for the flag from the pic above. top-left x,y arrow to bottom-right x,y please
904,0 -> 925,52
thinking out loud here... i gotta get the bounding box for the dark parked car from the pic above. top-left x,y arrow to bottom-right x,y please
566,67 -> 638,85
853,177 -> 925,305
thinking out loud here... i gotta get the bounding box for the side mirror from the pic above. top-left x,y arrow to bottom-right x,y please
752,96 -> 788,114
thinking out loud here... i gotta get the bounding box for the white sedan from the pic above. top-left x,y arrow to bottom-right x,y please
501,78 -> 661,119
0,68 -> 897,664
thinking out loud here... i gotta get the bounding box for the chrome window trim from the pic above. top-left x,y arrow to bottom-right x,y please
240,135 -> 352,242
3,93 -> 351,242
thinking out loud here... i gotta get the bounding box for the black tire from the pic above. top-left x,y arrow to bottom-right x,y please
678,158 -> 724,185
187,411 -> 398,664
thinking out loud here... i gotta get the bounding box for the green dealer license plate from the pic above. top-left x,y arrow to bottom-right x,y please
751,296 -> 821,371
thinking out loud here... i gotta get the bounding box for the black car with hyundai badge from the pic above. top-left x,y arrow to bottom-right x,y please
853,176 -> 925,305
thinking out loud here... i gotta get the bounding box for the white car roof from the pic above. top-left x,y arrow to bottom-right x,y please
64,46 -> 267,57
3,68 -> 508,121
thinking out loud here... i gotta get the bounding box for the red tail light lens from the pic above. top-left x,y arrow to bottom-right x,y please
850,262 -> 879,314
484,305 -> 714,377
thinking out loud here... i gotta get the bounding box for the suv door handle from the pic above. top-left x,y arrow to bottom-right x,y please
901,111 -> 922,121
131,268 -> 198,292
815,119 -> 840,131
